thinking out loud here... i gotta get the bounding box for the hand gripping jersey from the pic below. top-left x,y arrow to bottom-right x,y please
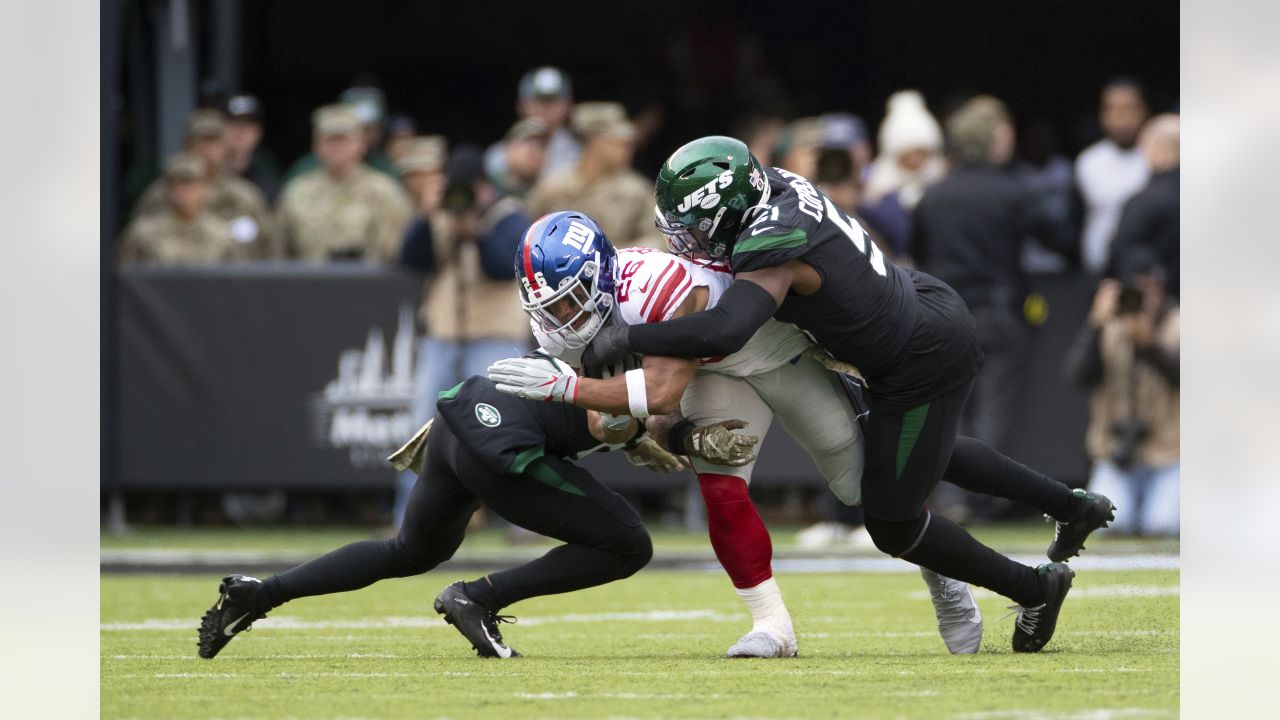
612,247 -> 812,377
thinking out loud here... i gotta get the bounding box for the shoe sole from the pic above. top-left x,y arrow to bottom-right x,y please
1049,503 -> 1117,562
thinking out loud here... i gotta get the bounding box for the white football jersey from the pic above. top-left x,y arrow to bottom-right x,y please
612,248 -> 812,377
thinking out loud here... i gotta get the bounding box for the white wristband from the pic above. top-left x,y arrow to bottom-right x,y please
624,368 -> 650,419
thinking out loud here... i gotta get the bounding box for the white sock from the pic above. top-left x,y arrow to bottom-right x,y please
736,577 -> 793,635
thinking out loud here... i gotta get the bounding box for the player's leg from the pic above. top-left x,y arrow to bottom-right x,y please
198,426 -> 479,659
431,450 -> 651,658
945,435 -> 1115,561
860,380 -> 1074,653
682,372 -> 797,658
750,357 -> 982,654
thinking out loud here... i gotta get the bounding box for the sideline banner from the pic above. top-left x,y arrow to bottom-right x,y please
115,266 -> 1090,490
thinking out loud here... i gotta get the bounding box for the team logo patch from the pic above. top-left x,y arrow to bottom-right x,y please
475,403 -> 502,428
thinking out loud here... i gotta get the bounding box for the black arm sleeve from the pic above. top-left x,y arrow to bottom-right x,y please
1064,322 -> 1104,389
626,279 -> 780,359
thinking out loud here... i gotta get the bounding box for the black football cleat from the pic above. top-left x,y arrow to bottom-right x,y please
433,582 -> 521,658
1046,489 -> 1116,562
1008,563 -> 1075,653
198,574 -> 268,659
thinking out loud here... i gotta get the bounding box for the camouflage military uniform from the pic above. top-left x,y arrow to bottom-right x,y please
133,174 -> 279,258
526,167 -> 663,250
118,212 -> 239,265
277,165 -> 413,263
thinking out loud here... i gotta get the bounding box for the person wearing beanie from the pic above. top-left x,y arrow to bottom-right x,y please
858,90 -> 947,260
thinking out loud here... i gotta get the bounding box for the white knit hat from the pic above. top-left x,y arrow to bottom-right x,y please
877,90 -> 943,157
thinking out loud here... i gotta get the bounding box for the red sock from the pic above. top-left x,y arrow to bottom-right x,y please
698,473 -> 773,589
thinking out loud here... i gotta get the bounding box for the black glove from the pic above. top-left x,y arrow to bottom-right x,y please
582,322 -> 635,378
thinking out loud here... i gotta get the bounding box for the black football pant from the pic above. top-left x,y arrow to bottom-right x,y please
263,425 -> 652,612
861,379 -> 1080,607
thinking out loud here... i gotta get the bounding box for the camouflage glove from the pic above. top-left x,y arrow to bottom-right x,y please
687,419 -> 760,468
624,436 -> 688,473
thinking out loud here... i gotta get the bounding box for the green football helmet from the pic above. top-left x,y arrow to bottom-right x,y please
654,135 -> 769,258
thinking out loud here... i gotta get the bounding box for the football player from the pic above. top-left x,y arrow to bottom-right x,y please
507,140 -> 1117,653
197,374 -> 752,660
489,210 -> 984,657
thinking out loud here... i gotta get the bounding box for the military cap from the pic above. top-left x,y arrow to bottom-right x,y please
163,152 -> 208,181
505,117 -> 551,143
226,94 -> 263,122
570,102 -> 635,141
186,109 -> 226,138
395,135 -> 447,176
312,104 -> 363,136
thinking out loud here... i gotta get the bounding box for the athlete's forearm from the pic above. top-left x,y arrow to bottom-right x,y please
627,280 -> 779,358
574,359 -> 696,416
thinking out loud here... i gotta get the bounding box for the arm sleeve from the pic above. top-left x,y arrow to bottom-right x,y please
477,211 -> 530,280
1064,321 -> 1104,388
626,278 -> 779,359
398,218 -> 436,274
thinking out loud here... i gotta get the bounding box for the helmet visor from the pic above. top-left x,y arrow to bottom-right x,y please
655,206 -> 724,258
522,272 -> 610,350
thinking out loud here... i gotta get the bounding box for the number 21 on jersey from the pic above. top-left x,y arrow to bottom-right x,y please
823,197 -> 887,277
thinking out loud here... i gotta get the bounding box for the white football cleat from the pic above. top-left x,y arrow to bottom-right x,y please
921,567 -> 983,654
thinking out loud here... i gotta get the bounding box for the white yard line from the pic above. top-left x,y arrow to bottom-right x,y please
101,609 -> 748,632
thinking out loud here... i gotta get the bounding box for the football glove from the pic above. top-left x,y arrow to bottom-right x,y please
624,435 -> 688,473
687,419 -> 760,468
488,352 -> 579,403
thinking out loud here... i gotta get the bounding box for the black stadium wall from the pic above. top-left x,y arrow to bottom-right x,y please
113,265 -> 1092,492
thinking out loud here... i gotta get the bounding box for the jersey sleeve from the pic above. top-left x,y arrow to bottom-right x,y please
615,250 -> 701,325
730,226 -> 811,273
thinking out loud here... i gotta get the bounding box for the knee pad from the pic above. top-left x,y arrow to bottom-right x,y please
864,514 -> 930,558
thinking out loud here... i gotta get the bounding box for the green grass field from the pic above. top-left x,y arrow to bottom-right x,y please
101,526 -> 1178,719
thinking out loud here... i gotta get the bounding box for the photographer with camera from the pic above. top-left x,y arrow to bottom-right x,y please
1066,245 -> 1179,537
394,144 -> 533,526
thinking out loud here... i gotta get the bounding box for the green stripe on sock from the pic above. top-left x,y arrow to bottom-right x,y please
896,403 -> 930,480
732,228 -> 807,256
526,459 -> 586,496
508,444 -> 545,475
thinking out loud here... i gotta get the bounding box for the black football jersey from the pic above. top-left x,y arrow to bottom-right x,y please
730,167 -> 919,376
435,376 -> 604,476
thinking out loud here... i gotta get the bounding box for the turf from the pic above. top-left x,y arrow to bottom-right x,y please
102,563 -> 1178,719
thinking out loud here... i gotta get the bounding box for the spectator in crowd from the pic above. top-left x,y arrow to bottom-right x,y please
858,90 -> 946,262
133,108 -> 278,259
820,112 -> 873,180
914,96 -> 1072,473
394,145 -> 533,525
489,118 -> 549,201
527,102 -> 663,249
223,94 -> 284,204
283,84 -> 399,183
396,136 -> 447,215
734,112 -> 788,171
1108,113 -> 1180,297
384,114 -> 419,165
1011,118 -> 1076,273
1066,246 -> 1179,537
1075,77 -> 1150,274
484,66 -> 579,183
119,153 -> 240,265
771,116 -> 825,178
277,104 -> 412,262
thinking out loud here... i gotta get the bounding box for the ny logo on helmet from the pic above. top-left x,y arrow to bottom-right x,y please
677,170 -> 735,213
562,220 -> 595,251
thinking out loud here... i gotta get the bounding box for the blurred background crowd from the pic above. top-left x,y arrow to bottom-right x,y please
103,0 -> 1178,542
